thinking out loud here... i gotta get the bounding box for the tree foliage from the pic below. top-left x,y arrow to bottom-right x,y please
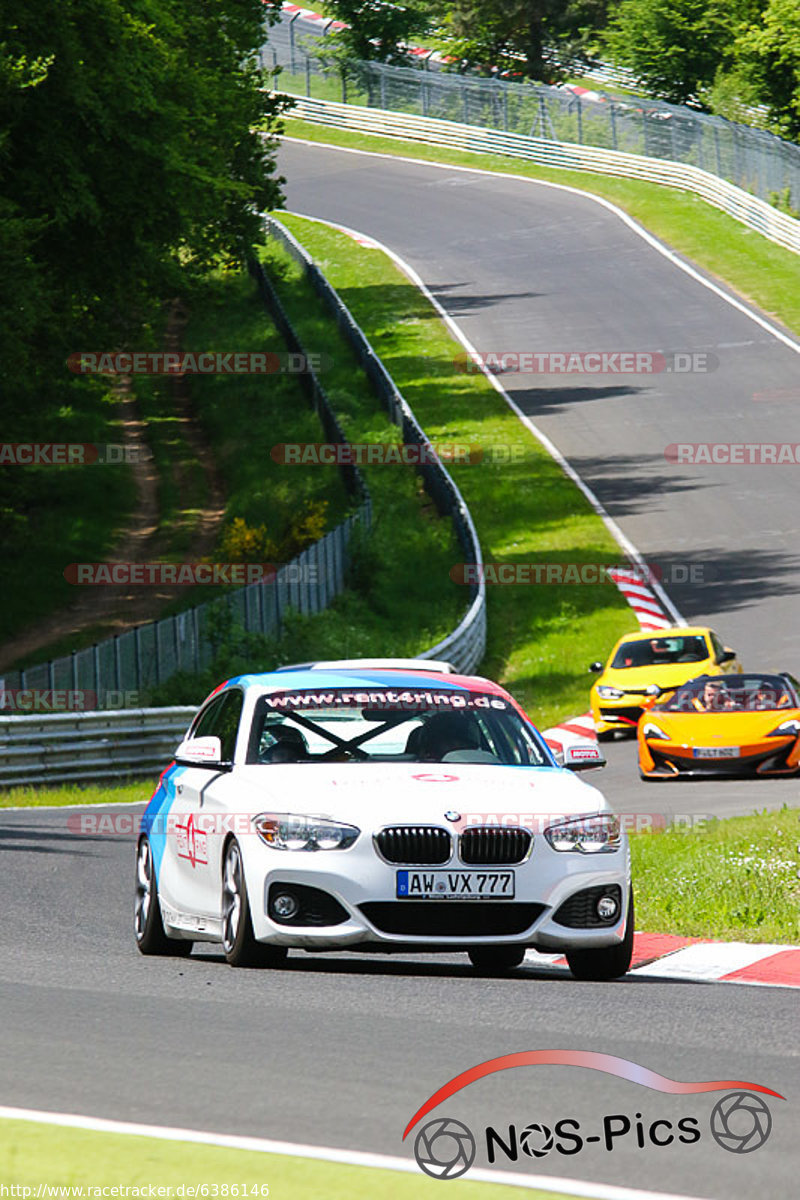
0,0 -> 289,421
322,0 -> 431,67
735,0 -> 800,138
440,0 -> 612,83
604,0 -> 740,104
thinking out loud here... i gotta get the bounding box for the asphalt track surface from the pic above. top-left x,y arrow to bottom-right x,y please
4,143 -> 800,1199
277,139 -> 800,673
0,802 -> 797,1199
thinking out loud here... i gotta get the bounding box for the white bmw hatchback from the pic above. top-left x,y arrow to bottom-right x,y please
135,660 -> 633,979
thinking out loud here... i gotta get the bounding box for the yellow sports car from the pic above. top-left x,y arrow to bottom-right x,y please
589,626 -> 741,738
638,672 -> 800,778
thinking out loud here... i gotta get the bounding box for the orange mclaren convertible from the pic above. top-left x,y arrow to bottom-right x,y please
638,672 -> 800,779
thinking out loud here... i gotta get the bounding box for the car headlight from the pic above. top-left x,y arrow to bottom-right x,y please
254,813 -> 360,851
766,720 -> 800,738
642,722 -> 670,741
597,685 -> 625,700
545,813 -> 621,854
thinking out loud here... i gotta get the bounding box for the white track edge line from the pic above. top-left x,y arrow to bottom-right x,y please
283,207 -> 685,627
282,135 -> 800,355
0,1106 -> 712,1200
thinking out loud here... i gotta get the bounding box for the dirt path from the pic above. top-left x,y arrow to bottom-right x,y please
0,303 -> 227,673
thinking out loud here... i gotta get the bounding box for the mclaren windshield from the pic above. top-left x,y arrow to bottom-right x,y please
656,674 -> 798,714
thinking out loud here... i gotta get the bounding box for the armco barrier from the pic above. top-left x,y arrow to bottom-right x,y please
284,97 -> 800,255
0,708 -> 197,788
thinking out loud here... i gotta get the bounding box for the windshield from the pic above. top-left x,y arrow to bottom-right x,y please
246,687 -> 551,766
657,674 -> 796,713
610,634 -> 709,669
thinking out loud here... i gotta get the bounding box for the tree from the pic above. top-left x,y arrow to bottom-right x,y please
321,0 -> 432,67
735,0 -> 800,138
0,0 -> 290,568
604,0 -> 740,105
0,0 -> 288,340
438,0 -> 613,83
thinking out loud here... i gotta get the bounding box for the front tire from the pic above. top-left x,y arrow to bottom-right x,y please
565,889 -> 634,982
221,839 -> 287,969
468,946 -> 526,973
134,837 -> 193,957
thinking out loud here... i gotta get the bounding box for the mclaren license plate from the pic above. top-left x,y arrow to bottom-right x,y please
396,870 -> 515,900
692,746 -> 740,758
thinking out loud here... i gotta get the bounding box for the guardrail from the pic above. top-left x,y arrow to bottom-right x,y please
0,708 -> 197,789
265,217 -> 487,674
284,96 -> 800,255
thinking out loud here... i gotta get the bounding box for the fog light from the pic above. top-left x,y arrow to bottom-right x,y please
596,893 -> 619,921
271,891 -> 299,921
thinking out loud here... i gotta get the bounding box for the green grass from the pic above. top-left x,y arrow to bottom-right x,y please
271,214 -> 634,727
143,267 -> 355,619
0,375 -> 137,648
9,269 -> 354,667
0,782 -> 151,808
0,1120 -> 573,1199
630,806 -> 800,943
281,118 -> 800,336
185,269 -> 350,540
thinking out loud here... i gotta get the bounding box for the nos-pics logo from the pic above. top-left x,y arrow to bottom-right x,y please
405,1051 -> 783,1181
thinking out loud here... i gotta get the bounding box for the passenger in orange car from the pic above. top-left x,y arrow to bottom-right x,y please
752,684 -> 778,710
692,679 -> 734,711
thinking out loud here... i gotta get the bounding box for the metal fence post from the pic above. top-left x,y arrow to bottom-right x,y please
289,12 -> 299,73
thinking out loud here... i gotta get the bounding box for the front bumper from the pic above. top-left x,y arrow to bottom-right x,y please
591,700 -> 644,735
639,738 -> 800,778
243,836 -> 631,953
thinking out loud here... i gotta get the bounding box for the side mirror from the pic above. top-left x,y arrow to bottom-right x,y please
718,649 -> 737,665
175,735 -> 225,767
562,742 -> 607,771
588,661 -> 604,674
